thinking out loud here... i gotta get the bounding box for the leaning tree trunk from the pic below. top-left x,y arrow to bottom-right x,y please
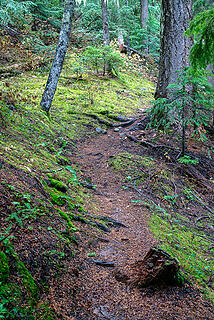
155,0 -> 192,98
40,0 -> 74,114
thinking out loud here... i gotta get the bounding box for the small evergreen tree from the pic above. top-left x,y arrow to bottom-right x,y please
185,8 -> 214,70
150,68 -> 214,155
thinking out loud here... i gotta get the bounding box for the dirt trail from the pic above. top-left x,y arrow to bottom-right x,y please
71,129 -> 213,320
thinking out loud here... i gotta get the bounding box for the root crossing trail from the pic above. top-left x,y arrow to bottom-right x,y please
71,130 -> 213,320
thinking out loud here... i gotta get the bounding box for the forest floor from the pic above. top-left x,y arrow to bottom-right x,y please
0,51 -> 213,319
66,128 -> 213,320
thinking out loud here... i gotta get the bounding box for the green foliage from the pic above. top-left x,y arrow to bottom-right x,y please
0,252 -> 9,282
150,68 -> 214,154
81,46 -> 124,75
178,155 -> 199,165
112,152 -> 214,301
75,0 -> 160,57
0,0 -> 33,26
17,261 -> 39,307
0,0 -> 62,28
185,8 -> 214,69
150,211 -> 214,301
4,187 -> 45,229
57,209 -> 78,232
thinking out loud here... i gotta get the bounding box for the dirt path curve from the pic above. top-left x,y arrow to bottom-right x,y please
72,129 -> 213,320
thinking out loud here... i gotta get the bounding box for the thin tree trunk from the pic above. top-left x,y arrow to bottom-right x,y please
40,0 -> 74,114
101,0 -> 111,75
155,0 -> 192,99
140,0 -> 148,29
140,0 -> 149,53
101,0 -> 110,46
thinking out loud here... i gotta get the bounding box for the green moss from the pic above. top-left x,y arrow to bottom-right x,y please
17,261 -> 39,307
0,251 -> 9,282
57,209 -> 78,232
56,155 -> 70,166
149,213 -> 214,302
47,174 -> 67,193
36,302 -> 56,320
110,153 -> 154,172
48,188 -> 66,206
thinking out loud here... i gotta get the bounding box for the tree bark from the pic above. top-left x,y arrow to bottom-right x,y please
101,0 -> 111,75
40,0 -> 74,114
155,0 -> 192,98
101,0 -> 110,46
140,0 -> 148,29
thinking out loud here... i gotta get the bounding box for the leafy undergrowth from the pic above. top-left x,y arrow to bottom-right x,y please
110,152 -> 214,302
0,52 -> 154,318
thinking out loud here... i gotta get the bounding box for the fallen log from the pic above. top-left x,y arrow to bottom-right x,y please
82,113 -> 113,127
0,25 -> 22,40
121,45 -> 146,59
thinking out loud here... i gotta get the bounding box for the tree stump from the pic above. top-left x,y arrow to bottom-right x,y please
114,247 -> 181,288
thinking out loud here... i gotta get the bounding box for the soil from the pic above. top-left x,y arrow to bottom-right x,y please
66,129 -> 214,320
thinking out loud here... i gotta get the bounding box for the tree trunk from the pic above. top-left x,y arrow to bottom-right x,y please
155,0 -> 192,99
140,0 -> 148,29
101,0 -> 110,46
40,0 -> 74,115
101,0 -> 111,75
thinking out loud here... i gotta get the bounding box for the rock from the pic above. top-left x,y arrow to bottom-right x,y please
102,130 -> 107,134
96,127 -> 103,133
114,128 -> 120,132
114,247 -> 181,288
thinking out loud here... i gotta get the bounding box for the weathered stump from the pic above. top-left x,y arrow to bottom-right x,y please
114,247 -> 181,288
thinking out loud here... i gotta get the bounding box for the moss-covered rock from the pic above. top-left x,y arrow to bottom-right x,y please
0,251 -> 9,282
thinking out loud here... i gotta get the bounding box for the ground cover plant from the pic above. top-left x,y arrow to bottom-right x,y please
0,51 -> 156,318
0,0 -> 214,316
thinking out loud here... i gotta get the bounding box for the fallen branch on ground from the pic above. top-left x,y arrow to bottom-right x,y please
87,259 -> 115,267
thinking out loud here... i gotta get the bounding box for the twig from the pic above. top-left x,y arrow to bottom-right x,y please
190,190 -> 214,214
196,216 -> 211,223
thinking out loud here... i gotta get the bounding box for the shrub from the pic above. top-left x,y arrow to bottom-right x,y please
80,46 -> 124,76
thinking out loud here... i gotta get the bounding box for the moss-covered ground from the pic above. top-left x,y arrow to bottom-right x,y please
1,48 -> 213,318
0,51 -> 155,318
110,152 -> 214,302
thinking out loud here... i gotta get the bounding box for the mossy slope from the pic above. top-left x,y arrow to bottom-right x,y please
0,51 -> 155,318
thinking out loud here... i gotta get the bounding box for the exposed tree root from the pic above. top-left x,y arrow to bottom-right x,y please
126,134 -> 177,150
82,113 -> 138,128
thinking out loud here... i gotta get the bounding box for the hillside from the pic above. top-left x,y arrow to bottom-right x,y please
0,51 -> 214,319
